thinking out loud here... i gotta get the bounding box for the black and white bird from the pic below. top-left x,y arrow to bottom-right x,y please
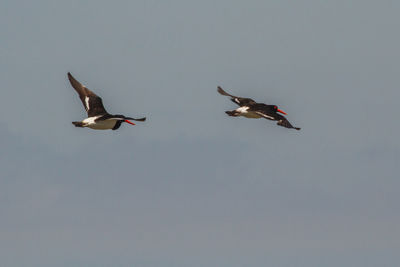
217,86 -> 300,130
67,72 -> 146,130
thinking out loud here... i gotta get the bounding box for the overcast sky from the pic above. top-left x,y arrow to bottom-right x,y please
1,0 -> 399,266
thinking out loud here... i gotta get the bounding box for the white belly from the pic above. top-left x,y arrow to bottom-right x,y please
236,107 -> 262,119
82,117 -> 117,130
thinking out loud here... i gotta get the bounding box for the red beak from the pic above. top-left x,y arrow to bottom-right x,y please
124,120 -> 136,126
277,109 -> 287,115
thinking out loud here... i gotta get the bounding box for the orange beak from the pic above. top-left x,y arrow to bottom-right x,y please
277,109 -> 287,115
124,120 -> 136,126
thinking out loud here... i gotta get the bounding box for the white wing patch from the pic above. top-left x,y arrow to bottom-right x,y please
82,116 -> 98,125
235,107 -> 262,118
255,111 -> 274,120
236,106 -> 249,113
81,116 -> 116,129
84,96 -> 90,111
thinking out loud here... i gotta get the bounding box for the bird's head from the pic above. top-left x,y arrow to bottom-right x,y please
273,105 -> 287,115
114,115 -> 136,126
123,116 -> 136,126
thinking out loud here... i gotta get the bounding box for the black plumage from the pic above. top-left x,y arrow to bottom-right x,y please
217,86 -> 300,130
67,72 -> 146,130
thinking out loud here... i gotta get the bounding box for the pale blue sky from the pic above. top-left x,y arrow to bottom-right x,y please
1,1 -> 399,266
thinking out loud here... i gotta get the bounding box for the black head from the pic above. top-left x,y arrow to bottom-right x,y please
122,116 -> 136,126
272,105 -> 287,115
113,114 -> 136,126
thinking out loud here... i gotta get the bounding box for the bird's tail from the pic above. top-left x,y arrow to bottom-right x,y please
72,121 -> 84,127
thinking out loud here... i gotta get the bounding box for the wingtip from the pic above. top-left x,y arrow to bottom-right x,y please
67,72 -> 74,80
217,86 -> 227,95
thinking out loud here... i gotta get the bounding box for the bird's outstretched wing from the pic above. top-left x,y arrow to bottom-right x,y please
250,103 -> 277,120
67,72 -> 107,117
217,86 -> 256,106
253,110 -> 276,120
254,111 -> 301,130
274,114 -> 301,130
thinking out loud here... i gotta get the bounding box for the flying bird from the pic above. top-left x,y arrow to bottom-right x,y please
67,72 -> 146,130
217,86 -> 300,130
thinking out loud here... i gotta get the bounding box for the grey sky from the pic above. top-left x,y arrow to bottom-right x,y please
1,0 -> 399,266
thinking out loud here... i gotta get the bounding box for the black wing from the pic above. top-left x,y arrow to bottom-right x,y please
250,103 -> 277,120
274,114 -> 301,130
253,109 -> 301,130
217,86 -> 256,106
112,120 -> 123,130
67,72 -> 108,117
